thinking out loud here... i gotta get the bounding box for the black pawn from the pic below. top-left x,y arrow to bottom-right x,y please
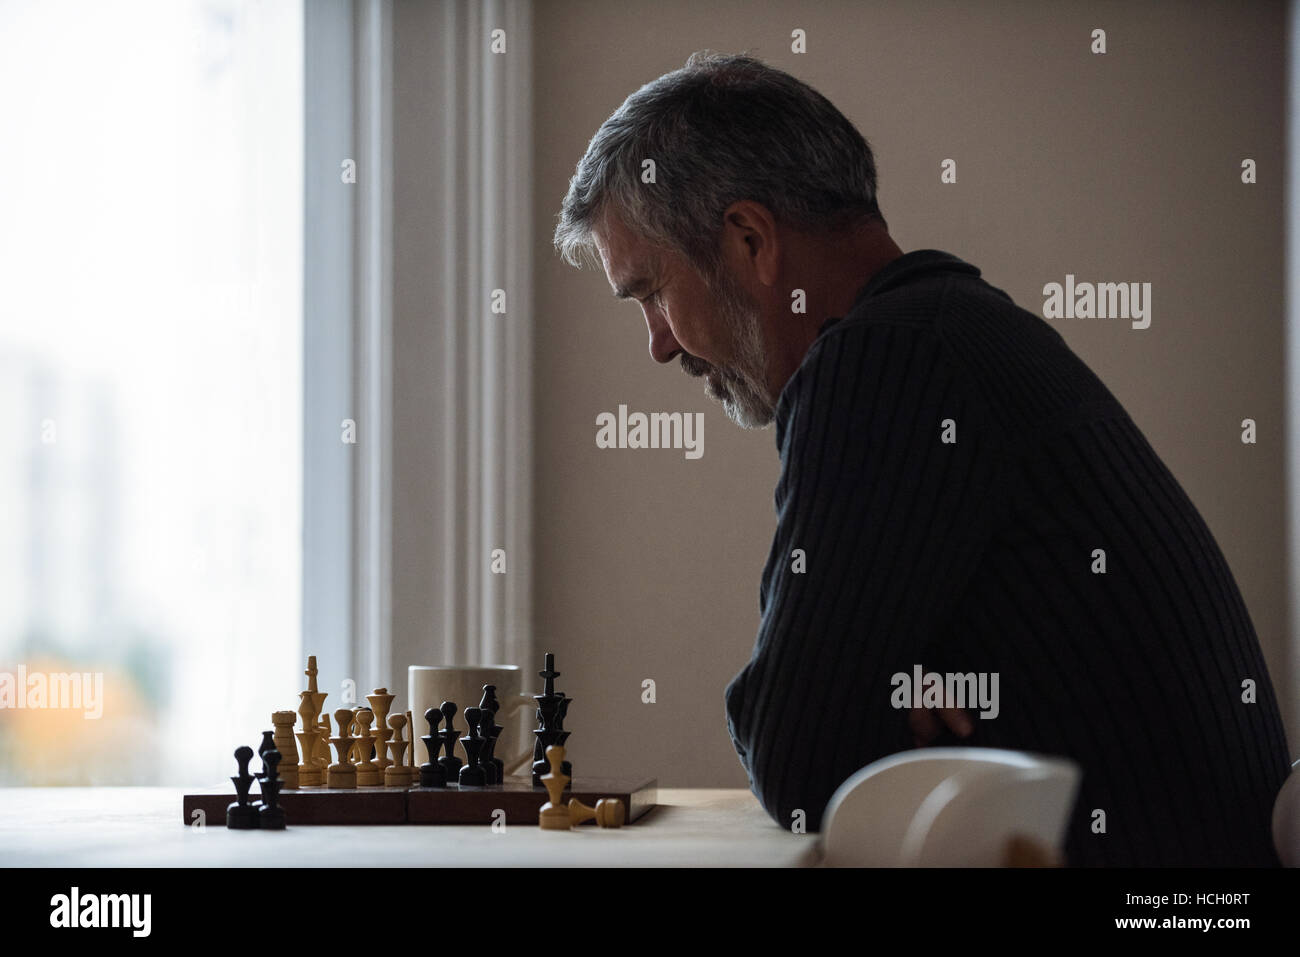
254,730 -> 275,807
226,745 -> 258,829
458,707 -> 486,787
437,701 -> 462,782
257,749 -> 286,829
420,707 -> 447,787
256,737 -> 281,788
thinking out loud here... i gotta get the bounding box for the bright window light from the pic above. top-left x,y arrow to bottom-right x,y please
0,0 -> 304,785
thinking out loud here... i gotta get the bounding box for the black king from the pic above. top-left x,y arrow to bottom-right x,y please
531,652 -> 572,786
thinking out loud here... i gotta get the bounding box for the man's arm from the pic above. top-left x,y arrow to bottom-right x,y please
724,317 -> 1007,831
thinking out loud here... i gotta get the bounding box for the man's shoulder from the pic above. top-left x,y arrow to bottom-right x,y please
834,260 -> 1027,334
780,266 -> 978,413
775,260 -> 1123,454
773,295 -> 962,454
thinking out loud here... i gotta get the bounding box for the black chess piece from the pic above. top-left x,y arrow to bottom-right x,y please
226,745 -> 259,829
553,696 -> 572,776
458,706 -> 487,787
420,707 -> 447,787
532,652 -> 573,785
469,705 -> 499,786
554,694 -> 572,775
478,708 -> 502,785
555,697 -> 572,779
257,749 -> 287,829
539,653 -> 559,695
257,738 -> 280,786
478,685 -> 504,784
531,653 -> 561,782
437,701 -> 462,782
254,730 -> 276,808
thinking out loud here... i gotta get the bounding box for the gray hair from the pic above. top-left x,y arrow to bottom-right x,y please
553,50 -> 887,284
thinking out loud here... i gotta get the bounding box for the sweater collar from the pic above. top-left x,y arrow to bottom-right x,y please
777,250 -> 980,450
817,249 -> 981,337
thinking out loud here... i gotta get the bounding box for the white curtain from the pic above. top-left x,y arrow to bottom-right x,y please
368,0 -> 535,678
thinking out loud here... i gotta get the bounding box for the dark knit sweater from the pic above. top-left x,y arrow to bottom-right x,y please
723,249 -> 1292,866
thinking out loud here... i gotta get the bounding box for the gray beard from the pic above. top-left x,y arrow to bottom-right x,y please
679,272 -> 776,429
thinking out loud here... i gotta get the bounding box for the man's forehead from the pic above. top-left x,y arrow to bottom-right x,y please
594,217 -> 662,298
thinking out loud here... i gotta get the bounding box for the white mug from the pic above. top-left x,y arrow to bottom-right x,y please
408,665 -> 536,777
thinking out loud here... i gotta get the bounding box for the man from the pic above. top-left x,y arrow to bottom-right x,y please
552,51 -> 1292,865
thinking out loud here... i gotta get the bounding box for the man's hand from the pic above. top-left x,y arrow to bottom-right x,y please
909,705 -> 974,747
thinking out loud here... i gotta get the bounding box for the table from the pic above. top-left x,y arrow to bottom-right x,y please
0,787 -> 823,867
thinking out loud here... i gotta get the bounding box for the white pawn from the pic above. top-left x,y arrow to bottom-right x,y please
384,714 -> 409,787
354,708 -> 381,786
538,745 -> 571,830
327,708 -> 357,789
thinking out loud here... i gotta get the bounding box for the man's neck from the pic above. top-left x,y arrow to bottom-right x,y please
764,223 -> 905,401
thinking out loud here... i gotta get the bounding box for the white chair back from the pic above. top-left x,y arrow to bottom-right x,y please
820,747 -> 1081,867
1272,757 -> 1300,866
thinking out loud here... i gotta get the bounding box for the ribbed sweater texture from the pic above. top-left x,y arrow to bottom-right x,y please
723,249 -> 1292,866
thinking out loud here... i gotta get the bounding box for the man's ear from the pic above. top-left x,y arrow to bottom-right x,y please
721,200 -> 781,288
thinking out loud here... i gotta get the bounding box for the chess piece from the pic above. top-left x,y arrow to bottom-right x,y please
384,713 -> 409,786
226,746 -> 259,829
555,696 -> 573,773
354,708 -> 381,785
258,749 -> 287,829
271,711 -> 299,789
567,796 -> 625,828
478,710 -> 501,785
458,707 -> 487,787
537,744 -> 571,830
327,708 -> 357,788
478,686 -> 503,785
532,653 -> 573,785
304,655 -> 321,696
348,708 -> 363,760
296,657 -> 327,786
405,709 -> 417,783
253,730 -> 276,809
437,701 -> 462,782
367,688 -> 395,774
420,707 -> 447,787
318,712 -> 332,772
295,727 -> 322,786
296,699 -> 322,786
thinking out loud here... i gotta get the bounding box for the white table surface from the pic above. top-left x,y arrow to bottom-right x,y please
0,786 -> 823,867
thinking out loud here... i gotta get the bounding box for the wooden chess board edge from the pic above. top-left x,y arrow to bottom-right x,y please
183,777 -> 657,827
184,788 -> 407,825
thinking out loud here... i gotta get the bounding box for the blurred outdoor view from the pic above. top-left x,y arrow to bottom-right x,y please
0,0 -> 303,784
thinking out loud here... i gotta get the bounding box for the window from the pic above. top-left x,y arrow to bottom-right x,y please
0,0 -> 303,784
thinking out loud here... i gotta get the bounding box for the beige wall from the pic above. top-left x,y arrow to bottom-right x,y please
531,0 -> 1294,786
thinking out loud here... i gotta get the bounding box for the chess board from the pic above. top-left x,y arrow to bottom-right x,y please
183,776 -> 657,826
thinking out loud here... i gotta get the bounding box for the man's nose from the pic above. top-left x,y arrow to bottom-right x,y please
645,309 -> 682,364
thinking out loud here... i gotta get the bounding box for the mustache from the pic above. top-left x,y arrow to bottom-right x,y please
679,352 -> 712,378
